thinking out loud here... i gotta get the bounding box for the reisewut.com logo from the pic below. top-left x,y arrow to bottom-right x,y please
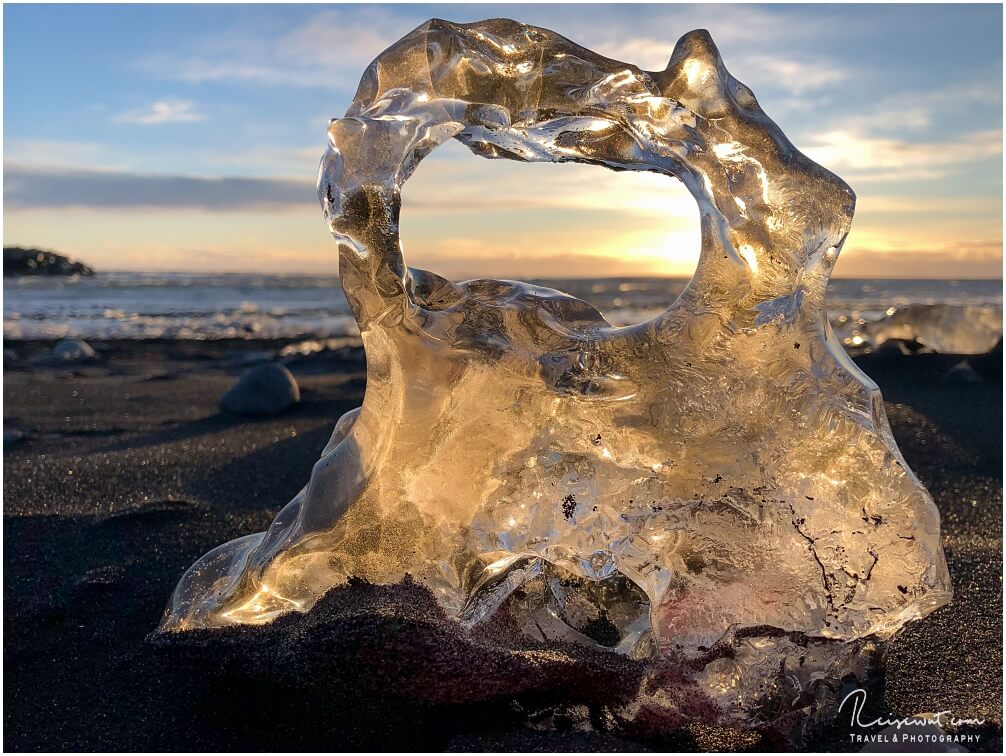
840,688 -> 987,748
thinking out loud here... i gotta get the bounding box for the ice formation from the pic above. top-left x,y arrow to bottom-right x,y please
846,303 -> 1003,354
162,17 -> 951,701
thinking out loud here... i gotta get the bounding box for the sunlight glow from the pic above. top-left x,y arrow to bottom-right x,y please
738,243 -> 760,275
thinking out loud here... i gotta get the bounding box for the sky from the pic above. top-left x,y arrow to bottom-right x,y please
3,3 -> 1003,279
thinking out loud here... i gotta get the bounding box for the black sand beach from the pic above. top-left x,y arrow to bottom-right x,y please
3,338 -> 1002,751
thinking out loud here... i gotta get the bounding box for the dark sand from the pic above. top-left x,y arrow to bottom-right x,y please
3,338 -> 1002,751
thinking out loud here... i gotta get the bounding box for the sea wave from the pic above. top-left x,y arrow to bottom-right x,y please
4,274 -> 1001,351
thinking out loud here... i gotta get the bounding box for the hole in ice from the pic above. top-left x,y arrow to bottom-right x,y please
401,139 -> 701,326
461,556 -> 653,658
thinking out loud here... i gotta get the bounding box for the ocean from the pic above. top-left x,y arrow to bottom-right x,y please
4,273 -> 1002,352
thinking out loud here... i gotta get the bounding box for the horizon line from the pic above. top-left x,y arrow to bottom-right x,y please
6,269 -> 1002,283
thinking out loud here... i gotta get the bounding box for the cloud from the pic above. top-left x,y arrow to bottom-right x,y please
403,149 -> 698,221
411,248 -> 687,281
803,129 -> 1003,182
593,36 -> 848,96
567,3 -> 847,97
575,4 -> 827,68
835,240 -> 1003,278
820,84 -> 1001,137
137,7 -> 409,90
856,195 -> 1003,216
190,144 -> 324,177
114,99 -> 206,125
2,151 -> 697,219
3,139 -> 131,171
792,80 -> 1004,184
137,4 -> 841,98
4,164 -> 314,210
4,138 -> 324,180
736,55 -> 848,95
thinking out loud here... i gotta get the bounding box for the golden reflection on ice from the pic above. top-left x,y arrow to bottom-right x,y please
161,20 -> 951,692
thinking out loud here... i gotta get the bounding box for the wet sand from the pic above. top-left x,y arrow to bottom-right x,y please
3,339 -> 1002,751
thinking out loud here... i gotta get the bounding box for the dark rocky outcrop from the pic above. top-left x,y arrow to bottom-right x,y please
4,247 -> 94,276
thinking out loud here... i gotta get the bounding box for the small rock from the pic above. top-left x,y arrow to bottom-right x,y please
50,339 -> 97,362
4,430 -> 25,449
75,564 -> 127,589
943,361 -> 983,384
220,364 -> 300,417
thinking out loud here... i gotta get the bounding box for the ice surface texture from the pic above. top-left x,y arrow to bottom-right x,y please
162,19 -> 951,666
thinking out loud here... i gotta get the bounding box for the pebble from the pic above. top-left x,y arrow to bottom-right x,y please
4,430 -> 25,449
50,339 -> 97,362
943,362 -> 984,384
